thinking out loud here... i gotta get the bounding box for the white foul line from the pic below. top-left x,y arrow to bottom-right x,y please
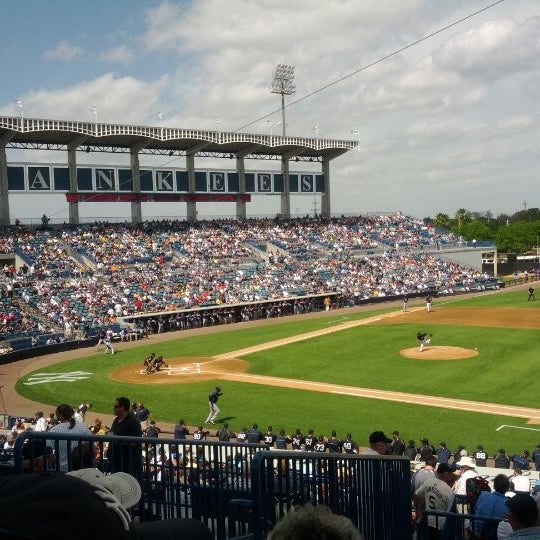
496,424 -> 540,433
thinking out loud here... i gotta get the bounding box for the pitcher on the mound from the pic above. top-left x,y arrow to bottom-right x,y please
417,332 -> 432,352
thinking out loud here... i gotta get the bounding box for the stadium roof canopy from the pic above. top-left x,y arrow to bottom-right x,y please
0,116 -> 358,162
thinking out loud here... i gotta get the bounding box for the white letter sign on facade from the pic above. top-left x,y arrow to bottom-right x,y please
96,169 -> 115,190
301,174 -> 314,192
209,172 -> 225,192
156,170 -> 173,191
257,173 -> 271,192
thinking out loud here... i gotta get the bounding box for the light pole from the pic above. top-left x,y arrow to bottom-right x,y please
158,111 -> 164,130
266,119 -> 274,137
90,105 -> 98,131
14,99 -> 24,127
313,125 -> 319,139
351,128 -> 360,151
271,64 -> 295,137
215,115 -> 221,131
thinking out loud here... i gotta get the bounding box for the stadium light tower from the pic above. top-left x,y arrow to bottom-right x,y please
14,99 -> 24,126
271,64 -> 295,137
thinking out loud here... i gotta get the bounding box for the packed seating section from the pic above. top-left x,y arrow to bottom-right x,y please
0,214 -> 494,352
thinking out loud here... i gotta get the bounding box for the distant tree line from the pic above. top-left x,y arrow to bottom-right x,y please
424,208 -> 540,253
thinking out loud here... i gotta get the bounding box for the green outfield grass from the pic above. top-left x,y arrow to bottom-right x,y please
16,288 -> 540,456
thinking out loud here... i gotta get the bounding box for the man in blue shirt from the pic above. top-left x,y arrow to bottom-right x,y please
474,474 -> 510,538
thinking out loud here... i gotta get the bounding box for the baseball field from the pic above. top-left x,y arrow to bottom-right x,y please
11,284 -> 540,455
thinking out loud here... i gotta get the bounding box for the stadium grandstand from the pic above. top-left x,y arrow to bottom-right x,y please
4,117 -> 538,540
0,213 -> 501,360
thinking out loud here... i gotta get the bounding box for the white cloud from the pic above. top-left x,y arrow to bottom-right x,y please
12,73 -> 170,124
43,40 -> 83,61
97,45 -> 134,65
432,17 -> 540,79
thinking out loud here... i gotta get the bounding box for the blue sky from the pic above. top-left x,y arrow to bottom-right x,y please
1,0 -> 539,223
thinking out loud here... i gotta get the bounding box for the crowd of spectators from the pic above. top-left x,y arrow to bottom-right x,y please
0,214 -> 489,348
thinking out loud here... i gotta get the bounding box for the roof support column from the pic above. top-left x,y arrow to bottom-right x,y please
0,132 -> 14,226
320,157 -> 331,218
186,152 -> 197,222
67,136 -> 88,226
235,156 -> 246,220
67,147 -> 79,225
130,148 -> 142,224
280,157 -> 291,219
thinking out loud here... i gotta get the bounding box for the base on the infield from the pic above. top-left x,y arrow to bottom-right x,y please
110,356 -> 248,384
400,346 -> 479,360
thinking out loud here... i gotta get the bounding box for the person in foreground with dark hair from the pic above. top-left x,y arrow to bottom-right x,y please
497,492 -> 540,539
0,470 -> 212,540
267,504 -> 363,540
472,474 -> 510,539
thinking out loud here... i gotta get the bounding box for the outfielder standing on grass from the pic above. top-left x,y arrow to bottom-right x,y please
205,386 -> 223,424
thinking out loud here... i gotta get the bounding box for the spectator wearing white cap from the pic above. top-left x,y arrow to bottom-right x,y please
0,470 -> 213,539
454,456 -> 478,496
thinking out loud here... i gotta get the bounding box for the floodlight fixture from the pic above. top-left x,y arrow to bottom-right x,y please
351,128 -> 360,151
14,99 -> 24,127
271,64 -> 295,137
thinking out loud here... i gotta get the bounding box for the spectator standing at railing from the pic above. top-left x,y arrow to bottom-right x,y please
361,431 -> 391,456
511,467 -> 531,494
437,442 -> 451,465
342,432 -> 359,454
216,422 -> 235,442
107,396 -> 142,476
192,426 -> 209,441
411,455 -> 438,496
47,403 -> 91,472
314,435 -> 328,453
34,411 -> 48,432
473,474 -> 510,539
263,426 -> 277,447
532,444 -> 540,472
174,419 -> 189,440
494,448 -> 511,469
304,429 -> 316,452
327,431 -> 342,454
247,423 -> 263,444
453,456 -> 478,496
498,493 -> 540,539
512,450 -> 531,471
473,444 -> 488,467
405,440 -> 419,461
390,430 -> 405,455
135,402 -> 151,429
275,429 -> 290,449
413,463 -> 457,538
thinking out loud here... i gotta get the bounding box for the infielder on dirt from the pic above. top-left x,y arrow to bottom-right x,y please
417,331 -> 432,352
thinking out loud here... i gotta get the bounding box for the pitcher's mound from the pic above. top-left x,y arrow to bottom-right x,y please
400,346 -> 479,360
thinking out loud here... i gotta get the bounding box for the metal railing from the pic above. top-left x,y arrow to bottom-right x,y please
12,432 -> 412,540
417,508 -> 501,540
250,450 -> 411,540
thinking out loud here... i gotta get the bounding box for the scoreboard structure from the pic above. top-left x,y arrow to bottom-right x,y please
0,116 -> 357,226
